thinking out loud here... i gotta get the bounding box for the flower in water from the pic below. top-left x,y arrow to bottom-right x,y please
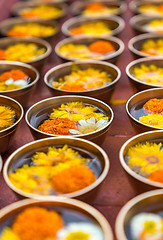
56,222 -> 104,240
139,114 -> 163,128
127,142 -> 163,176
0,105 -> 16,130
130,213 -> 163,240
69,117 -> 108,135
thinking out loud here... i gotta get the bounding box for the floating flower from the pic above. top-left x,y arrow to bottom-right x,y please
127,142 -> 163,177
145,19 -> 163,33
130,213 -> 163,240
56,222 -> 104,240
82,2 -> 118,16
12,207 -> 63,240
0,228 -> 20,240
0,105 -> 16,130
143,98 -> 163,114
139,4 -> 163,16
141,39 -> 163,56
139,114 -> 163,128
69,117 -> 108,135
148,169 -> 163,183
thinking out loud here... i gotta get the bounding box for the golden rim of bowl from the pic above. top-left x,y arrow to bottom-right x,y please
0,155 -> 2,172
3,136 -> 110,199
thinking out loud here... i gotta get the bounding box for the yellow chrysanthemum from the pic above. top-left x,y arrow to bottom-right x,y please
139,114 -> 163,128
0,228 -> 20,240
0,105 -> 16,129
127,142 -> 163,176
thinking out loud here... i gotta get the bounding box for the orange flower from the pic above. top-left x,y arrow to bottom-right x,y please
148,169 -> 163,183
61,82 -> 87,91
89,40 -> 115,54
143,98 -> 163,114
12,207 -> 63,240
51,165 -> 96,193
86,2 -> 106,12
0,49 -> 6,60
0,69 -> 28,82
70,27 -> 83,35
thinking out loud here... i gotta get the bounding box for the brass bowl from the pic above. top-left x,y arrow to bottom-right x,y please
0,155 -> 2,172
0,61 -> 39,107
130,15 -> 163,34
0,95 -> 24,155
3,137 -> 110,202
44,60 -> 121,102
126,88 -> 163,133
11,1 -> 67,21
62,15 -> 125,37
115,189 -> 163,240
0,198 -> 113,240
55,36 -> 124,63
0,37 -> 52,70
126,57 -> 163,92
119,130 -> 163,194
70,0 -> 127,16
130,0 -> 163,16
128,33 -> 163,59
0,17 -> 59,43
25,95 -> 114,145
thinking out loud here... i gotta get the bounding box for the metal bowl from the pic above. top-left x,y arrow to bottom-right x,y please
3,137 -> 109,201
62,16 -> 125,37
116,189 -> 163,240
0,155 -> 2,172
126,57 -> 163,92
128,33 -> 163,59
25,95 -> 114,145
0,37 -> 52,70
70,0 -> 127,17
11,1 -> 67,21
130,15 -> 163,34
0,61 -> 39,107
55,36 -> 124,63
130,0 -> 163,16
0,95 -> 24,155
126,88 -> 163,133
0,17 -> 59,43
44,60 -> 121,103
0,198 -> 113,240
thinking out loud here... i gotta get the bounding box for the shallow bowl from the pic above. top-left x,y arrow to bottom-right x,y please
0,198 -> 113,240
126,57 -> 163,92
70,0 -> 127,17
130,0 -> 163,16
44,60 -> 121,102
130,15 -> 163,34
25,95 -> 114,144
128,33 -> 163,59
0,95 -> 24,155
126,88 -> 163,133
0,37 -> 52,70
0,61 -> 39,107
62,15 -> 125,37
0,17 -> 59,43
3,137 -> 109,202
116,189 -> 163,240
55,36 -> 124,63
11,1 -> 67,21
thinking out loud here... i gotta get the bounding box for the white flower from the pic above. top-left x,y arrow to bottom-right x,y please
130,213 -> 163,240
5,78 -> 28,88
69,117 -> 108,135
56,222 -> 104,240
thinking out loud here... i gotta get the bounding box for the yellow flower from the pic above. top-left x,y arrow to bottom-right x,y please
127,142 -> 163,176
139,114 -> 163,128
0,228 -> 20,240
0,105 -> 16,130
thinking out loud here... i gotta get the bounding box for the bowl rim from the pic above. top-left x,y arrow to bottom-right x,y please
0,155 -> 2,173
3,136 -> 110,198
44,60 -> 121,94
0,94 -> 24,134
0,37 -> 52,64
0,197 -> 114,240
119,129 -> 163,188
126,87 -> 163,130
128,32 -> 163,58
0,17 -> 59,38
115,188 -> 163,240
61,15 -> 125,37
25,95 -> 114,138
126,56 -> 163,88
0,60 -> 39,93
55,36 -> 125,61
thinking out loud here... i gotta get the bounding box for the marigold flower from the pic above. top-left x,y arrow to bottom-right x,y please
143,98 -> 163,114
0,105 -> 16,130
89,40 -> 115,54
139,114 -> 163,128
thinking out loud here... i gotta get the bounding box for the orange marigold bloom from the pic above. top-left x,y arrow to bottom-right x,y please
148,169 -> 163,183
86,2 -> 106,11
61,83 -> 87,91
0,49 -> 6,60
89,40 -> 115,54
51,165 -> 96,193
0,69 -> 28,82
12,207 -> 63,240
143,98 -> 163,114
70,27 -> 83,35
38,118 -> 77,135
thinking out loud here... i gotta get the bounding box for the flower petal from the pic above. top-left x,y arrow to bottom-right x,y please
69,129 -> 80,135
86,117 -> 95,125
96,119 -> 108,128
78,119 -> 87,126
